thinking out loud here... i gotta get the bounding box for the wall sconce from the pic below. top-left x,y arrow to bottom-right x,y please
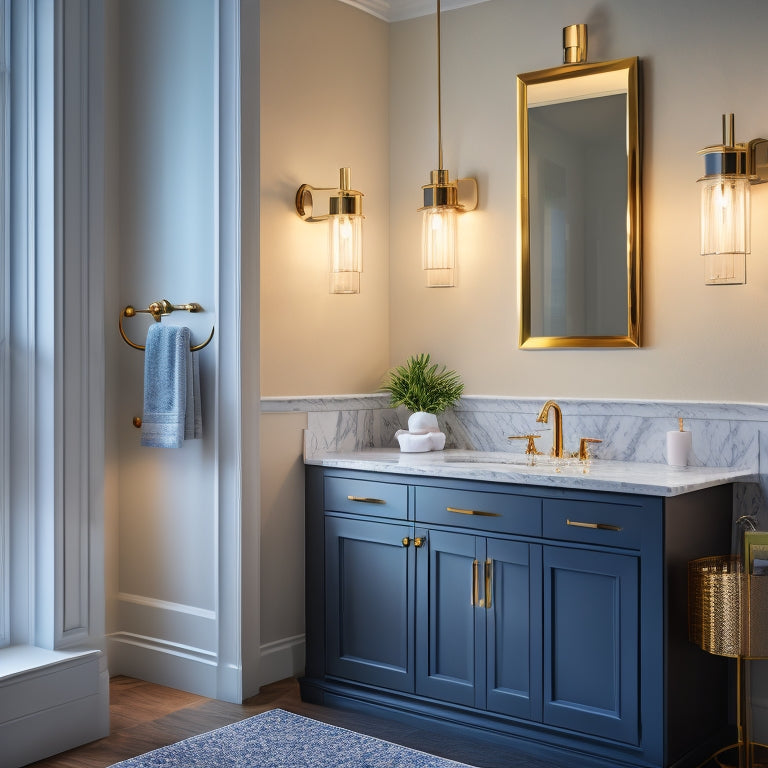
296,167 -> 364,294
698,114 -> 768,285
418,0 -> 478,288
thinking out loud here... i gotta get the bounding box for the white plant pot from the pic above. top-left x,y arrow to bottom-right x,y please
397,411 -> 445,453
407,411 -> 440,434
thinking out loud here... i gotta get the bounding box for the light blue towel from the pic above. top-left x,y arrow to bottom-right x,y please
141,324 -> 202,448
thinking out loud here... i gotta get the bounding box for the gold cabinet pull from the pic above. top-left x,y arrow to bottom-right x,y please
347,495 -> 386,505
447,506 -> 502,518
414,536 -> 426,548
402,537 -> 411,547
567,518 -> 623,532
472,560 -> 480,607
485,559 -> 492,610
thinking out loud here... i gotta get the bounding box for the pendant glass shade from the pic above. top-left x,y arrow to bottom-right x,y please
422,206 -> 457,287
699,175 -> 750,285
329,213 -> 363,294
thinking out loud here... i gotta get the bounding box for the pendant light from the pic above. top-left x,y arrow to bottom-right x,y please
418,0 -> 478,288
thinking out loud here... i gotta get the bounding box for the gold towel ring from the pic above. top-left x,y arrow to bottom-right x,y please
119,300 -> 215,352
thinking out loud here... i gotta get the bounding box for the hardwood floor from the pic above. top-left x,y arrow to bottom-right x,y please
25,676 -> 582,768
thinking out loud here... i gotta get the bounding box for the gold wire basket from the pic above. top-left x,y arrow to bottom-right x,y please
689,554 -> 768,768
689,555 -> 768,659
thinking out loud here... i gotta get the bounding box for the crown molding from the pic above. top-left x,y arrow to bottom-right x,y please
338,0 -> 491,22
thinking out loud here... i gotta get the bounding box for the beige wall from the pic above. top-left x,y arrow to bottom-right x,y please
263,0 -> 768,404
257,0 -> 768,686
260,0 -> 390,396
387,0 -> 768,402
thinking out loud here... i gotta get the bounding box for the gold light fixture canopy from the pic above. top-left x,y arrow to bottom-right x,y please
418,0 -> 478,288
697,114 -> 768,285
296,167 -> 364,294
563,24 -> 587,64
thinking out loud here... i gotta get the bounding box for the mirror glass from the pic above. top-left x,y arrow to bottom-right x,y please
517,58 -> 641,348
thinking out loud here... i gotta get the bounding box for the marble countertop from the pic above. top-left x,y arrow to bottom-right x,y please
306,448 -> 757,497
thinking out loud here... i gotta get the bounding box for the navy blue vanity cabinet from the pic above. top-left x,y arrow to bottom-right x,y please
322,474 -> 414,692
413,486 -> 543,719
324,515 -> 415,692
415,529 -> 543,719
540,496 -> 645,745
542,545 -> 639,744
303,466 -> 733,768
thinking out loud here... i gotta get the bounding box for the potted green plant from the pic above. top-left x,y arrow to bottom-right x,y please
381,353 -> 464,450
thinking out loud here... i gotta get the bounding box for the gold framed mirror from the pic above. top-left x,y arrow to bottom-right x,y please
518,57 -> 641,348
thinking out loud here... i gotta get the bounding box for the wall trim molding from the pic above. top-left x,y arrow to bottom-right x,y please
261,393 -> 768,420
107,631 -> 217,665
116,592 -> 216,621
337,0 -> 492,22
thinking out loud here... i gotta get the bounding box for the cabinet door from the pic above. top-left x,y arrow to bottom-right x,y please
543,546 -> 639,744
416,530 -> 485,708
325,516 -> 415,692
486,538 -> 542,721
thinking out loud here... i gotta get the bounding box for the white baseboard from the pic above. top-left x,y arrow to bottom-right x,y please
108,631 -> 218,698
0,650 -> 108,768
107,631 -> 306,701
258,633 -> 305,687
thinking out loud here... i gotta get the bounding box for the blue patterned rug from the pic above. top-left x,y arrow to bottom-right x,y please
109,708 -> 477,768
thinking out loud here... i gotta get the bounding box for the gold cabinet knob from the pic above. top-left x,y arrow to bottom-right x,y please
402,537 -> 411,547
414,537 -> 426,548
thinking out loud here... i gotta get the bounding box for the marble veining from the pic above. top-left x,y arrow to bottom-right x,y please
306,448 -> 755,497
258,394 -> 768,523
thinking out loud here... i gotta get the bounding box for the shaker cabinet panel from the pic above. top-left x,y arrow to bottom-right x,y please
415,486 -> 541,536
325,476 -> 408,519
543,545 -> 639,745
415,530 -> 483,708
325,516 -> 415,692
486,538 -> 542,720
543,498 -> 644,550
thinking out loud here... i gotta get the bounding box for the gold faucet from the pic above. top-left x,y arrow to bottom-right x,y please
536,400 -> 563,458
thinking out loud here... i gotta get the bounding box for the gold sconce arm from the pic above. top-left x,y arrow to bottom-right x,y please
295,183 -> 336,222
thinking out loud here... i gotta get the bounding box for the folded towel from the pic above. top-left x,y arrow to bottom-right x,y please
141,324 -> 202,448
184,349 -> 202,440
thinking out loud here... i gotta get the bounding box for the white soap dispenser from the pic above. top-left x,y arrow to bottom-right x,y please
666,417 -> 692,467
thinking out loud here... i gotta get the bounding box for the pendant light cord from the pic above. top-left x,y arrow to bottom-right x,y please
436,0 -> 443,171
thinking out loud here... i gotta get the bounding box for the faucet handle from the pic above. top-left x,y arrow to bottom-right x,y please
578,437 -> 602,461
508,434 -> 544,456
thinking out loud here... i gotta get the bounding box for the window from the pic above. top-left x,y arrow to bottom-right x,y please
0,0 -> 8,649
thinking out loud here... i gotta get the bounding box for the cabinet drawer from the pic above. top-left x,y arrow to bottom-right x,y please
325,477 -> 408,519
543,499 -> 642,549
415,487 -> 541,536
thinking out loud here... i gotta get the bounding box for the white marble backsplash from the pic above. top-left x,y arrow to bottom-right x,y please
263,394 -> 768,527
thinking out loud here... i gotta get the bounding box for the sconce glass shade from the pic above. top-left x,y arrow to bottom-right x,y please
422,206 -> 457,287
329,213 -> 363,294
699,175 -> 750,284
296,167 -> 364,294
696,114 -> 768,286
